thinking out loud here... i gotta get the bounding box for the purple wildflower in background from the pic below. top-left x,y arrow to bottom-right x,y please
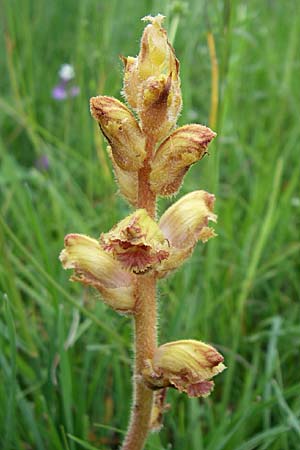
52,64 -> 80,100
35,154 -> 50,171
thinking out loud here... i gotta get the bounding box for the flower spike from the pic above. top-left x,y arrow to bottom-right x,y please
61,14 -> 224,449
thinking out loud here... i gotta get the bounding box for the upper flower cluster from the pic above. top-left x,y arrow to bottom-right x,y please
90,15 -> 216,205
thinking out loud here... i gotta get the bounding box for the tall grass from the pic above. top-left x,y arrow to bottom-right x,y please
1,0 -> 300,449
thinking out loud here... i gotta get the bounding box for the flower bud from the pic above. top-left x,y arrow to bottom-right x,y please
59,234 -> 135,313
142,340 -> 225,398
137,15 -> 182,140
121,15 -> 182,142
90,96 -> 146,171
157,191 -> 217,276
150,124 -> 216,196
138,15 -> 176,81
100,209 -> 169,274
107,146 -> 138,207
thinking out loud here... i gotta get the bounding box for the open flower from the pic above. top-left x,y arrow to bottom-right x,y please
157,190 -> 217,276
59,234 -> 135,313
100,209 -> 169,274
52,64 -> 80,100
142,340 -> 225,398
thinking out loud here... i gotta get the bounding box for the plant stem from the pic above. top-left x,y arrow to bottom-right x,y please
122,274 -> 157,450
137,144 -> 156,218
121,138 -> 157,450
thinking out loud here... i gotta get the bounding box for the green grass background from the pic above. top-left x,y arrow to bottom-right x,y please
1,0 -> 300,449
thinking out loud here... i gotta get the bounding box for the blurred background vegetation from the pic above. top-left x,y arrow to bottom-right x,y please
1,0 -> 300,449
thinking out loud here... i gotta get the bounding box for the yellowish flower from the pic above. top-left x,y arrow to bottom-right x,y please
150,124 -> 216,196
59,234 -> 135,313
100,209 -> 169,274
142,339 -> 225,398
90,96 -> 146,171
157,191 -> 217,276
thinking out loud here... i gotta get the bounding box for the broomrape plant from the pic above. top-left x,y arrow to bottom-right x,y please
60,15 -> 225,450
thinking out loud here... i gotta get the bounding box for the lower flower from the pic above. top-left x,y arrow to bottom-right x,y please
142,339 -> 225,398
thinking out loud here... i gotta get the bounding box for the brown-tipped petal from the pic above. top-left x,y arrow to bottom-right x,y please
90,96 -> 146,171
150,124 -> 216,196
107,146 -> 138,207
59,234 -> 135,313
142,340 -> 225,398
100,209 -> 169,274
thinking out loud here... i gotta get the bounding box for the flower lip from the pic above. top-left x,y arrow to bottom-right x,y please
105,242 -> 168,274
187,380 -> 214,397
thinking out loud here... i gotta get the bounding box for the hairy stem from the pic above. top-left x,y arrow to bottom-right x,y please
121,139 -> 157,450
